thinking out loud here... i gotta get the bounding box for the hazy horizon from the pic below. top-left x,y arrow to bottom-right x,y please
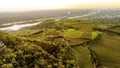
0,0 -> 120,12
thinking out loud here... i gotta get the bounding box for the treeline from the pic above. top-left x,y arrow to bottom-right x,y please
0,30 -> 77,68
93,25 -> 120,36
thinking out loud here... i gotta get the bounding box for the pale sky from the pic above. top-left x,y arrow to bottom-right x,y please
0,0 -> 120,12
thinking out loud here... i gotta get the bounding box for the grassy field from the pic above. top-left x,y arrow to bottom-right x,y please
89,34 -> 120,68
68,46 -> 94,68
0,18 -> 120,68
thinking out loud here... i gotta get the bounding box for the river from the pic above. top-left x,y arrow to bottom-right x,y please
0,10 -> 100,31
0,22 -> 41,31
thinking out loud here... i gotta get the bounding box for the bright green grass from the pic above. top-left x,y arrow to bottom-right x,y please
68,46 -> 94,68
64,28 -> 83,38
91,31 -> 99,40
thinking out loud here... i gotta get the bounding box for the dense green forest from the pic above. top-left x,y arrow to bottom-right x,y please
0,18 -> 120,68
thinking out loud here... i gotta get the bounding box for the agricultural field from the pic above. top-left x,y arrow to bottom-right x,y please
0,18 -> 120,68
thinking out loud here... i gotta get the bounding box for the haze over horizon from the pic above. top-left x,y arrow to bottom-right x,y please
0,0 -> 120,12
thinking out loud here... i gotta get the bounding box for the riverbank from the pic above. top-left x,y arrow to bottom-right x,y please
0,22 -> 41,31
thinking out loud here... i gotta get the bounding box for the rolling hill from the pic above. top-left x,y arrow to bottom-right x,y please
0,18 -> 120,68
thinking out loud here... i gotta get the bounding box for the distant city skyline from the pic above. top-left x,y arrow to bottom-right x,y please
0,0 -> 120,12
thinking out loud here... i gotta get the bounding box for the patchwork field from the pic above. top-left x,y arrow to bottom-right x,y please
0,18 -> 120,68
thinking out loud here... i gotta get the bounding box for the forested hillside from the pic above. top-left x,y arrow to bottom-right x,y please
0,18 -> 120,68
